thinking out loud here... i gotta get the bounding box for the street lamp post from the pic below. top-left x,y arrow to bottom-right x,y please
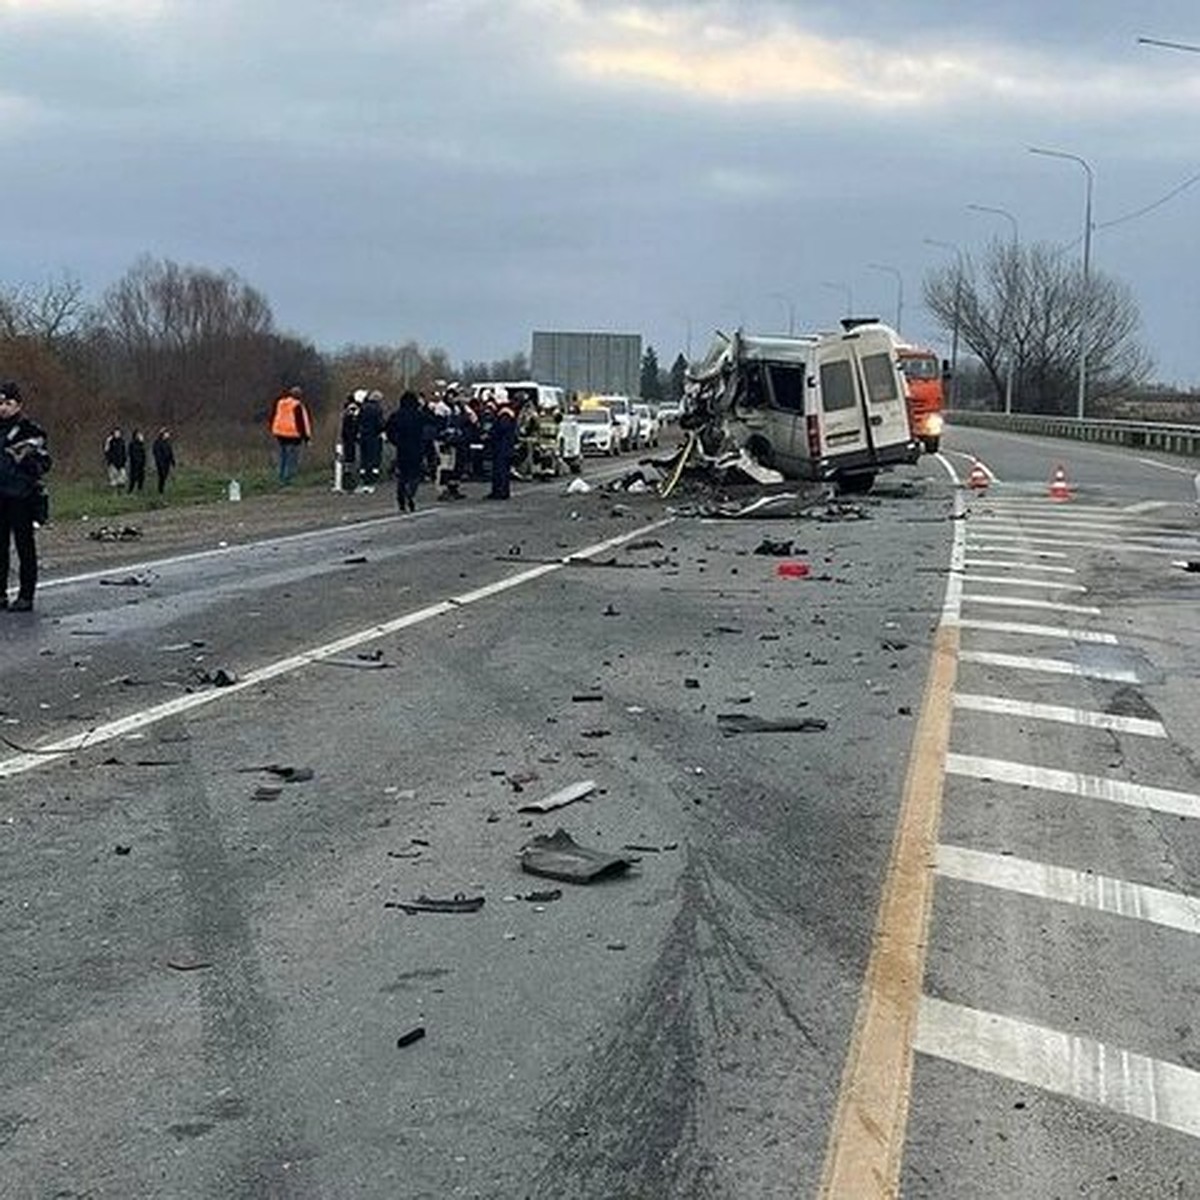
769,292 -> 796,335
923,239 -> 964,408
967,203 -> 1019,414
1137,36 -> 1200,52
1029,146 -> 1094,420
821,281 -> 853,317
866,263 -> 904,332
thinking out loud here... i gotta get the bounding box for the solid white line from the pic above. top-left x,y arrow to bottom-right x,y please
961,593 -> 1101,616
936,844 -> 1199,934
963,559 -> 1077,574
945,753 -> 1200,819
958,650 -> 1137,683
0,517 -> 675,779
41,510 -> 433,591
941,488 -> 967,624
953,693 -> 1165,736
915,997 -> 1200,1140
969,544 -> 1069,559
930,452 -> 961,483
958,618 -> 1117,644
961,573 -> 1087,593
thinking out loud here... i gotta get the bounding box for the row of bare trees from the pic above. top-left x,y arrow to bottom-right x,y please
0,257 -> 524,477
923,240 -> 1152,413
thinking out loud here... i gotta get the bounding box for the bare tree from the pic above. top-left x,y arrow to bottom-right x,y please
924,240 -> 1151,413
0,273 -> 89,344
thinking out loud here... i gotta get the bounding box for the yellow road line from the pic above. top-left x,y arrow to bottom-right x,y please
817,620 -> 959,1198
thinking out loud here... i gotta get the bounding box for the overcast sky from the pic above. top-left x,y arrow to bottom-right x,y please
4,0 -> 1200,384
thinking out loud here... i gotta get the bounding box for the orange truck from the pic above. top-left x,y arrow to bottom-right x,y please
895,344 -> 947,453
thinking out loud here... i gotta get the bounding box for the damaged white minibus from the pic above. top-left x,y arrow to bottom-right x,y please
686,320 -> 919,492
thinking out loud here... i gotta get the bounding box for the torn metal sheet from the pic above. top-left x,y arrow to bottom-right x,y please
519,828 -> 636,884
385,893 -> 485,914
518,779 -> 597,814
717,713 -> 829,735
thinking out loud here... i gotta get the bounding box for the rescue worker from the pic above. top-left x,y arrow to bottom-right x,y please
339,393 -> 361,491
152,428 -> 175,494
357,389 -> 385,491
103,427 -> 127,489
126,429 -> 147,493
384,390 -> 433,513
269,385 -> 312,484
0,382 -> 52,612
487,400 -> 518,500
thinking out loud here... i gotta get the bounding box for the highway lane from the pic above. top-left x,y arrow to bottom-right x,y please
3,426 -> 1199,1198
896,425 -> 1200,1198
0,461 -> 953,1198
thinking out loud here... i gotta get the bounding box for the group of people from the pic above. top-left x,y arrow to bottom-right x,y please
338,385 -> 519,510
102,427 -> 176,494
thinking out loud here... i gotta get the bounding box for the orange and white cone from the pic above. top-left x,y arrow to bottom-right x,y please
1048,463 -> 1072,502
967,458 -> 989,491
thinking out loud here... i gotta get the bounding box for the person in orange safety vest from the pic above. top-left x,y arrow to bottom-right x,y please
269,385 -> 312,484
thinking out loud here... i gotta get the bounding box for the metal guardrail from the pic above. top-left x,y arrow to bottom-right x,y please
948,410 -> 1200,459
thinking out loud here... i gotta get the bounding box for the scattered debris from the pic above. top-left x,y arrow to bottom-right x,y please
1172,560 -> 1200,573
717,713 -> 828,735
166,959 -> 212,972
520,829 -> 637,884
251,785 -> 283,802
198,667 -> 239,687
580,729 -> 611,739
385,893 -> 485,914
319,657 -> 392,670
86,524 -> 143,542
776,560 -> 811,579
565,478 -> 592,494
342,555 -> 369,565
754,537 -> 794,557
606,942 -> 628,951
602,603 -> 621,616
357,649 -> 385,662
520,888 -> 563,903
113,844 -> 132,856
683,678 -> 701,689
518,779 -> 597,814
571,693 -> 604,703
387,850 -> 422,859
625,538 -> 664,551
623,843 -> 663,853
880,639 -> 909,652
396,1026 -> 427,1048
99,574 -> 153,588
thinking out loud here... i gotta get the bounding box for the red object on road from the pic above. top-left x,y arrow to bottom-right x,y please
967,459 -> 989,491
776,561 -> 811,578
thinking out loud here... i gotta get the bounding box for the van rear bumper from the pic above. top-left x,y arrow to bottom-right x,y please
818,440 -> 921,478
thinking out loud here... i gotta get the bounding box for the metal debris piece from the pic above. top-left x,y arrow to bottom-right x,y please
319,657 -> 392,670
264,765 -> 314,783
252,785 -> 283,801
385,893 -> 485,914
521,889 -> 563,903
571,693 -> 604,703
86,524 -> 143,542
519,828 -> 636,884
580,729 -> 611,739
717,713 -> 829,735
99,574 -> 153,587
201,668 -> 238,687
519,779 -> 597,814
343,555 -> 369,565
396,1026 -> 427,1048
166,959 -> 212,972
625,538 -> 664,551
754,537 -> 794,557
1172,560 -> 1200,573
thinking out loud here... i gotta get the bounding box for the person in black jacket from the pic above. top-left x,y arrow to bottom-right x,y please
340,393 -> 361,491
384,391 -> 433,512
0,382 -> 52,611
127,429 -> 147,493
487,402 -> 518,500
357,390 -> 385,491
152,428 -> 175,494
103,427 -> 127,489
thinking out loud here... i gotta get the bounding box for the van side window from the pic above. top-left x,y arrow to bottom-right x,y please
820,359 -> 857,411
767,364 -> 805,412
862,353 -> 899,404
741,364 -> 766,409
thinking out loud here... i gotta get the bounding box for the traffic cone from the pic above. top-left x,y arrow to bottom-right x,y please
967,459 -> 989,491
1048,463 -> 1072,502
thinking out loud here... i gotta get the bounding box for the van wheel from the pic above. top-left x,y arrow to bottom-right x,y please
923,436 -> 941,453
837,472 -> 876,495
745,436 -> 774,468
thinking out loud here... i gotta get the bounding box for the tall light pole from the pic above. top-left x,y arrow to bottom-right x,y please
867,263 -> 904,332
967,203 -> 1019,414
924,238 -> 964,408
1137,36 -> 1200,52
821,280 -> 853,317
769,292 -> 796,335
1030,146 -> 1094,420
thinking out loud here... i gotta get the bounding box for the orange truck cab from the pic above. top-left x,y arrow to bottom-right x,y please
896,345 -> 947,453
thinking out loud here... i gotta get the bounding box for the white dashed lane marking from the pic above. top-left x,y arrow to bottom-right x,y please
936,844 -> 1200,935
915,998 -> 1200,1142
953,693 -> 1165,737
957,619 -> 1117,644
961,593 -> 1101,616
958,650 -> 1138,684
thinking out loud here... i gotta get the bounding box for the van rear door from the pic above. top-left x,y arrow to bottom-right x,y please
816,348 -> 871,459
849,332 -> 912,454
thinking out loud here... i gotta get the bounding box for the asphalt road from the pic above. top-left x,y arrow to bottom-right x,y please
1,427 -> 1198,1198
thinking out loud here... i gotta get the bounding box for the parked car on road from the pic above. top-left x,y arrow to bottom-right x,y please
576,406 -> 619,455
632,403 -> 660,447
590,394 -> 636,451
656,402 -> 682,425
